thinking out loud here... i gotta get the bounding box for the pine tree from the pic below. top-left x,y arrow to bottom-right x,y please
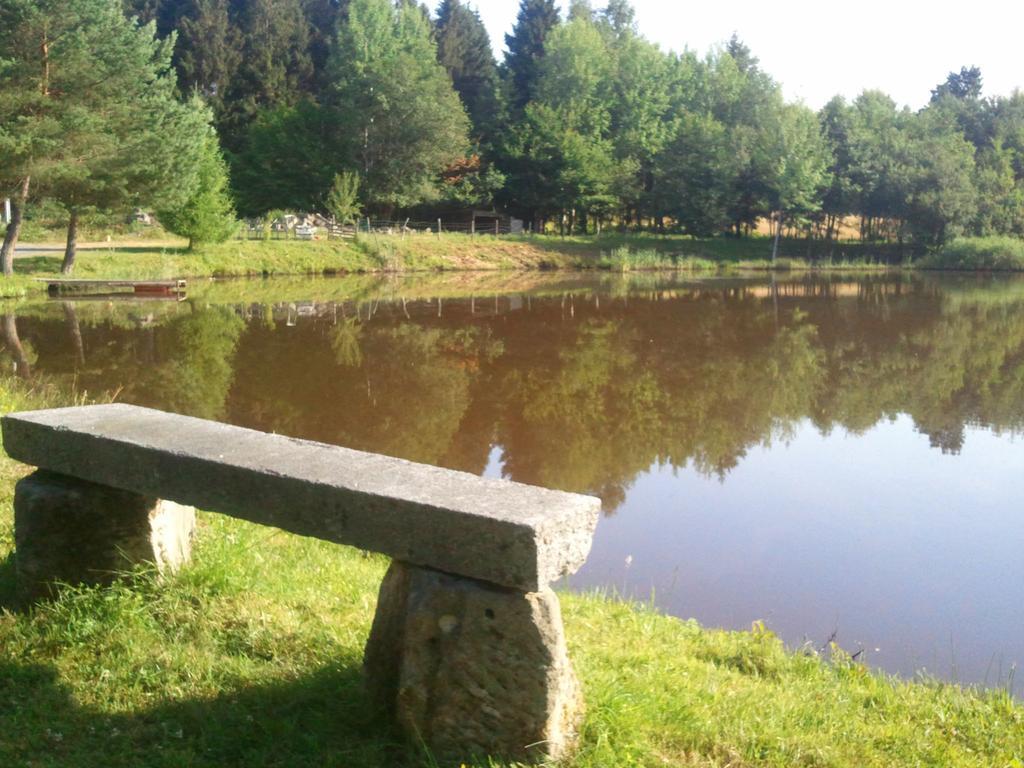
302,0 -> 343,91
503,0 -> 559,114
15,0 -> 213,272
0,0 -> 54,273
435,0 -> 499,142
219,0 -> 314,151
0,0 -> 207,273
158,129 -> 237,249
175,0 -> 241,117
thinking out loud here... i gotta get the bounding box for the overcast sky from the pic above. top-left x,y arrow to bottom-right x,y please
469,0 -> 1023,110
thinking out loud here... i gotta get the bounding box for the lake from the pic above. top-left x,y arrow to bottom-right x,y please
4,271 -> 1022,691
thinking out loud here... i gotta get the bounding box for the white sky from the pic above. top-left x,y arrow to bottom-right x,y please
470,0 -> 1024,109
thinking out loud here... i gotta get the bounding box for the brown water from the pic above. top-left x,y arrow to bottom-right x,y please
4,272 -> 1023,691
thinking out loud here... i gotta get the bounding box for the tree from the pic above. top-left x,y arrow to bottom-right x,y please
655,112 -> 734,236
157,130 -> 237,249
219,0 -> 314,151
601,0 -> 636,35
902,108 -> 978,245
325,171 -> 362,225
931,66 -> 983,102
503,0 -> 560,114
435,0 -> 500,143
130,0 -> 319,152
37,0 -> 211,272
605,27 -> 674,227
230,100 -> 336,215
725,33 -> 758,75
846,90 -> 912,240
1,0 -> 210,273
0,0 -> 91,273
325,0 -> 469,214
517,15 -> 622,232
764,103 -> 830,259
818,96 -> 858,243
174,0 -> 241,119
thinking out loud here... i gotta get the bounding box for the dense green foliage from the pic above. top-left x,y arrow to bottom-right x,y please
924,235 -> 1024,270
4,0 -> 1024,266
157,130 -> 238,249
0,0 -> 226,272
131,0 -> 1024,248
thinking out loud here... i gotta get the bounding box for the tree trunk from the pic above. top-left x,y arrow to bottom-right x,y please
61,209 -> 79,275
1,176 -> 30,276
3,314 -> 31,378
63,302 -> 85,367
771,212 -> 782,263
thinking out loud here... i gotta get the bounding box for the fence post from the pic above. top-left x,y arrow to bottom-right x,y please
471,217 -> 475,236
495,220 -> 499,236
437,219 -> 441,240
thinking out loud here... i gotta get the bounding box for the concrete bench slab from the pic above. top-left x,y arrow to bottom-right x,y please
2,404 -> 601,592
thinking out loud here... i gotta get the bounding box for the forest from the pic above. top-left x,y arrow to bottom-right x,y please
2,0 -> 1024,266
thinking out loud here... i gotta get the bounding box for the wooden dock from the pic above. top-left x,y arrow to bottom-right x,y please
38,278 -> 186,296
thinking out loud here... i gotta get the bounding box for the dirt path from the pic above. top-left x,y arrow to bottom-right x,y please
14,240 -> 185,256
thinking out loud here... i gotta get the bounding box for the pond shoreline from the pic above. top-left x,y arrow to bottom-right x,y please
3,233 -> 1023,300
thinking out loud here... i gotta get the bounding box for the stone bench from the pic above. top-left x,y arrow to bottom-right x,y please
2,404 -> 601,764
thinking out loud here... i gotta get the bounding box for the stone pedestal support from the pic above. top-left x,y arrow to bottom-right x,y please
13,470 -> 195,602
364,561 -> 582,765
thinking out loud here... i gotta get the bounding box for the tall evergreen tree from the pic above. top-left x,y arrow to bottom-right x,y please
931,66 -> 984,102
601,0 -> 635,35
503,0 -> 559,114
302,0 -> 343,91
2,0 -> 207,272
158,128 -> 237,249
435,0 -> 499,143
0,0 -> 62,272
175,0 -> 241,116
11,0 -> 211,272
220,0 -> 314,151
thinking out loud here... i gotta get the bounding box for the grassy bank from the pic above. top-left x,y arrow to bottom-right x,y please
0,233 -> 914,299
0,380 -> 1021,767
922,236 -> 1024,271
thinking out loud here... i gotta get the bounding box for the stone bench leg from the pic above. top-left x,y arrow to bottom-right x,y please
13,470 -> 196,602
364,561 -> 582,764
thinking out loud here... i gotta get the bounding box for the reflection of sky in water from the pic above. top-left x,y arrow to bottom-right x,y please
566,415 -> 1024,689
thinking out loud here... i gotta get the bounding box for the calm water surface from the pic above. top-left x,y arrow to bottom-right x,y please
4,272 -> 1023,690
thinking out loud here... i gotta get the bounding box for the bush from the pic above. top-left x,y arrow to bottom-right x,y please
922,236 -> 1024,270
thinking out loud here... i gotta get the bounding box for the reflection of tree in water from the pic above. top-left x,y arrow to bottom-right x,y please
7,279 -> 1024,512
133,306 -> 246,420
227,318 -> 503,468
1,314 -> 36,379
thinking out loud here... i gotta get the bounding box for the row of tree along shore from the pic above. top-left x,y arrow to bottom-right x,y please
3,0 -> 1024,276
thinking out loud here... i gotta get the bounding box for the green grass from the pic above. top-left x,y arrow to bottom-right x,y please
922,236 -> 1024,271
0,377 -> 1022,766
0,233 -> 926,300
587,246 -> 718,272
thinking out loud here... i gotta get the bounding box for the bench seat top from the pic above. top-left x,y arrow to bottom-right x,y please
2,404 -> 601,591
